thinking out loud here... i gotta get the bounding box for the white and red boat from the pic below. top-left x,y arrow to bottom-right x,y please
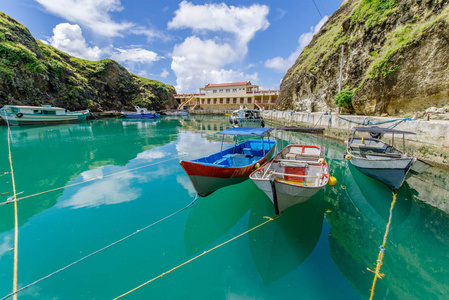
250,127 -> 333,214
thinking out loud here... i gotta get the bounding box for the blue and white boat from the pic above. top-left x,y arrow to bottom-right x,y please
0,105 -> 89,125
345,126 -> 432,190
180,127 -> 276,197
122,106 -> 160,119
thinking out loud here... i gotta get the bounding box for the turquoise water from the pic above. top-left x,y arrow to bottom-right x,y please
0,116 -> 448,299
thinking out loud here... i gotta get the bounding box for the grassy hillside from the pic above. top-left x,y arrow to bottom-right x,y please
0,11 -> 176,111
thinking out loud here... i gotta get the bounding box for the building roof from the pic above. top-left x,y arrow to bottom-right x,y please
205,81 -> 251,88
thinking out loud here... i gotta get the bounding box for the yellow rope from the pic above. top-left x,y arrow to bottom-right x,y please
0,147 -> 222,207
4,115 -> 19,300
367,192 -> 397,300
114,215 -> 280,300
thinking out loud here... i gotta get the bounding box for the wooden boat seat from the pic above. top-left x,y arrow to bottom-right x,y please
365,152 -> 403,158
243,148 -> 252,155
279,161 -> 308,168
284,153 -> 320,160
277,179 -> 314,186
350,142 -> 383,147
275,158 -> 319,165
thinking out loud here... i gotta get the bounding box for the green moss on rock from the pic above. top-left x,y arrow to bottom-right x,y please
0,11 -> 177,112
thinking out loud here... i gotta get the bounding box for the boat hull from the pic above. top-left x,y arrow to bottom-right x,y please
180,141 -> 276,197
252,178 -> 323,213
250,144 -> 329,214
122,113 -> 160,118
0,111 -> 89,125
349,155 -> 415,190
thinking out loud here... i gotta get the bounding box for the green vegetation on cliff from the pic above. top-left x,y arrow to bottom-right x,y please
279,0 -> 449,115
0,11 -> 177,111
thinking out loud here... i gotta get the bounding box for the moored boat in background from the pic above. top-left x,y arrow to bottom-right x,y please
180,127 -> 276,197
345,126 -> 432,190
122,106 -> 160,118
0,105 -> 89,125
229,109 -> 265,128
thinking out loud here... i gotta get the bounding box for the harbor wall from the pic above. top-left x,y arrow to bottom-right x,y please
261,111 -> 449,167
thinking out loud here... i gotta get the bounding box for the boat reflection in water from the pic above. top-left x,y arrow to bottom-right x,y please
326,160 -> 449,299
184,180 -> 255,257
248,191 -> 325,285
345,163 -> 420,242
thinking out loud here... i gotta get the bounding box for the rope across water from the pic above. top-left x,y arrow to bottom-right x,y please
0,147 -> 216,207
367,192 -> 397,300
114,215 -> 280,299
0,195 -> 200,300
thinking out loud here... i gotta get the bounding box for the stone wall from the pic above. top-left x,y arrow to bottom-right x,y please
262,110 -> 449,166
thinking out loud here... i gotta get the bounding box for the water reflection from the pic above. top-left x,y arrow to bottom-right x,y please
248,191 -> 325,285
0,115 -> 448,299
326,159 -> 449,299
58,167 -> 143,209
345,163 -> 420,242
0,119 -> 181,232
183,180 -> 255,257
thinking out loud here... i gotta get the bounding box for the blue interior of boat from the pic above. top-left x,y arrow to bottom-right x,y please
193,139 -> 276,167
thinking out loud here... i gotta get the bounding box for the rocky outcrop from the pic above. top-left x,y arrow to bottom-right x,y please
0,11 -> 176,112
278,0 -> 449,116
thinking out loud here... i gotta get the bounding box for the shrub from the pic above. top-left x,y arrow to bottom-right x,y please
334,89 -> 353,107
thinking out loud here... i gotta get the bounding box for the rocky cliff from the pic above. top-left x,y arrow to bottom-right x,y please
0,11 -> 177,112
278,0 -> 449,116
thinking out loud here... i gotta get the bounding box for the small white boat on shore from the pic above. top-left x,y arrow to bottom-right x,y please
229,109 -> 265,128
0,105 -> 89,125
250,127 -> 334,214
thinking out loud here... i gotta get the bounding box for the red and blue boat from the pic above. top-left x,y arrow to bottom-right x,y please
180,127 -> 277,197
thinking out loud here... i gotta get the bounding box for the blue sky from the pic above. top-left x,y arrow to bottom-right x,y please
0,0 -> 342,93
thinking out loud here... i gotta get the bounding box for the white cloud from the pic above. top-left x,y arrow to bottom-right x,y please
168,1 -> 269,48
159,69 -> 169,78
110,48 -> 163,64
275,8 -> 287,20
176,131 -> 222,158
136,150 -> 167,160
172,37 -> 238,71
265,16 -> 328,73
107,47 -> 164,74
176,175 -> 196,196
59,170 -> 142,209
0,235 -> 12,259
34,0 -> 157,38
48,23 -> 102,60
168,2 -> 269,93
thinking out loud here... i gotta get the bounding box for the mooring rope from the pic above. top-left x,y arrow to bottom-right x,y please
0,195 -> 199,300
0,146 -> 218,207
336,115 -> 413,126
367,192 -> 397,300
114,215 -> 280,300
0,155 -> 179,206
2,111 -> 19,300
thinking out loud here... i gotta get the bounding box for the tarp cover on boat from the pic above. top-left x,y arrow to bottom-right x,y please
351,126 -> 416,135
218,127 -> 273,136
277,126 -> 325,134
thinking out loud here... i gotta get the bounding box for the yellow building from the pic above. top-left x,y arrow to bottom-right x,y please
174,81 -> 279,111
